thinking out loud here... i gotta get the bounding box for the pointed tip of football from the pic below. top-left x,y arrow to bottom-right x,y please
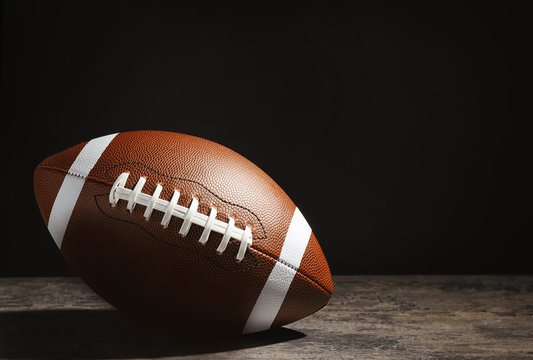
271,270 -> 332,329
301,232 -> 335,295
271,231 -> 334,329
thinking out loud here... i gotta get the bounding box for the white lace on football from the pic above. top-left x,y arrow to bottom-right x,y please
109,172 -> 253,261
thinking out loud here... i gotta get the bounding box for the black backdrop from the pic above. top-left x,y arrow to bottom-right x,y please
1,1 -> 530,276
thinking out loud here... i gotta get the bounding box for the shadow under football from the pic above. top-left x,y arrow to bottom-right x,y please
0,310 -> 305,359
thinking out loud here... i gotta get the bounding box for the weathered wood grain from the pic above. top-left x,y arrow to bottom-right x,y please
0,276 -> 531,359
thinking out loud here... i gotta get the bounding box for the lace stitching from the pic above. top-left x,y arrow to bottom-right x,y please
109,172 -> 252,261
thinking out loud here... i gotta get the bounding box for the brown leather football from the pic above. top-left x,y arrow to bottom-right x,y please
34,131 -> 333,335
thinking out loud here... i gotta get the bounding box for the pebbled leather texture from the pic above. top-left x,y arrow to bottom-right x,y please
34,131 -> 333,335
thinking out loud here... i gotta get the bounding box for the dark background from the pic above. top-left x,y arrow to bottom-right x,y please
1,1 -> 530,276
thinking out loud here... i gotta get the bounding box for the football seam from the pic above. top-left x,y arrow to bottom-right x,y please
248,247 -> 333,296
38,164 -> 332,295
39,163 -> 268,240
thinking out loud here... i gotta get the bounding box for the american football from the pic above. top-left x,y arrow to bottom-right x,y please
34,130 -> 333,335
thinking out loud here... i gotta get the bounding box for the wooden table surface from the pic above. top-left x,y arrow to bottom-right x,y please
0,276 -> 531,359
